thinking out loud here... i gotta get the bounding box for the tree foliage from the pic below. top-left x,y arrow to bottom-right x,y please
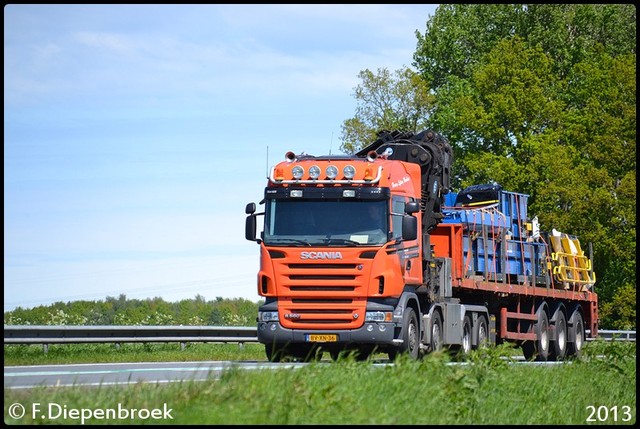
339,4 -> 635,328
599,284 -> 636,331
340,67 -> 435,153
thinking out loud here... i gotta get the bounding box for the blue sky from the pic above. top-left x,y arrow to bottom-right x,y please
4,4 -> 439,311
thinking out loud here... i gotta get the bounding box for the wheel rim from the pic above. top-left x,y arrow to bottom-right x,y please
540,319 -> 549,353
476,318 -> 488,349
479,325 -> 487,346
462,318 -> 471,353
408,320 -> 418,353
557,315 -> 567,354
575,320 -> 583,351
432,321 -> 441,350
463,328 -> 471,353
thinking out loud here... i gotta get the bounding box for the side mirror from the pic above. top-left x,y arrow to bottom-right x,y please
245,202 -> 257,241
245,215 -> 257,241
402,215 -> 418,241
405,201 -> 420,214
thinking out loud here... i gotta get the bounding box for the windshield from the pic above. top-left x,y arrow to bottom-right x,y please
264,199 -> 388,246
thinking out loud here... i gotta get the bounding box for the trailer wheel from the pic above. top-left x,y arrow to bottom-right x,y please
474,315 -> 489,349
430,310 -> 444,353
522,306 -> 550,361
567,310 -> 585,359
399,307 -> 420,360
550,309 -> 567,361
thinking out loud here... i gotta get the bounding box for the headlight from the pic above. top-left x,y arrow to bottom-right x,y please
259,311 -> 279,322
365,311 -> 393,322
326,165 -> 338,179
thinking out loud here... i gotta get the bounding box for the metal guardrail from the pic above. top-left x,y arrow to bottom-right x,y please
586,329 -> 636,342
3,325 -> 258,352
3,326 -> 635,351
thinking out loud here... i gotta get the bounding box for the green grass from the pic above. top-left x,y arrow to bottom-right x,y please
4,341 -> 636,425
3,342 -> 267,366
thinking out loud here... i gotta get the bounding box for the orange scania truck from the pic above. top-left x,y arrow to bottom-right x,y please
245,130 -> 598,362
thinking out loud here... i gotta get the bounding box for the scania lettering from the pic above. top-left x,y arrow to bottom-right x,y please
300,251 -> 344,260
245,130 -> 598,362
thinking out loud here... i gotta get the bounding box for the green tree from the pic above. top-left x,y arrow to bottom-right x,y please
599,284 -> 636,330
340,67 -> 434,153
413,4 -> 636,89
339,3 -> 635,319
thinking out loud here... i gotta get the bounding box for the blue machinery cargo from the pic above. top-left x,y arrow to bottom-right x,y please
440,184 -> 596,291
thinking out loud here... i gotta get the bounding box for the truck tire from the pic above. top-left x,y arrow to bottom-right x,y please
522,306 -> 550,361
460,315 -> 472,355
399,307 -> 420,360
329,349 -> 342,361
550,308 -> 567,361
567,310 -> 585,359
474,315 -> 489,349
450,314 -> 472,356
430,310 -> 444,353
265,343 -> 284,362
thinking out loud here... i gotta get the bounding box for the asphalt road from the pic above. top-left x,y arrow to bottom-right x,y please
4,361 -> 308,389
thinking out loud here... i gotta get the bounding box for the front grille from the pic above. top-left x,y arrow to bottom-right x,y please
276,261 -> 368,329
289,275 -> 356,280
281,263 -> 363,294
287,263 -> 357,269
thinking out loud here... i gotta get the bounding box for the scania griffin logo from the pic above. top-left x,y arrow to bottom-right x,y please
300,251 -> 343,260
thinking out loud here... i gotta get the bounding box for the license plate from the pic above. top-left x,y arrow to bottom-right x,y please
306,334 -> 337,342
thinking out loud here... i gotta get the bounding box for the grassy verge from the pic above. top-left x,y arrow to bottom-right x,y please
3,342 -> 267,366
4,342 -> 636,425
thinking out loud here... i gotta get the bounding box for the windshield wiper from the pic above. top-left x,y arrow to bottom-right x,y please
323,238 -> 364,246
268,238 -> 312,246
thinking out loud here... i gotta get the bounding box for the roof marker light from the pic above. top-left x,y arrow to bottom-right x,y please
309,165 -> 321,179
274,167 -> 284,181
292,166 -> 304,180
343,165 -> 355,179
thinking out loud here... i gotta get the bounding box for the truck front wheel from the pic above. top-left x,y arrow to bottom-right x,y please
265,343 -> 285,362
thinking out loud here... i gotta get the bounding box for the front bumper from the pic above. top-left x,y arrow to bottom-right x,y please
257,321 -> 396,345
